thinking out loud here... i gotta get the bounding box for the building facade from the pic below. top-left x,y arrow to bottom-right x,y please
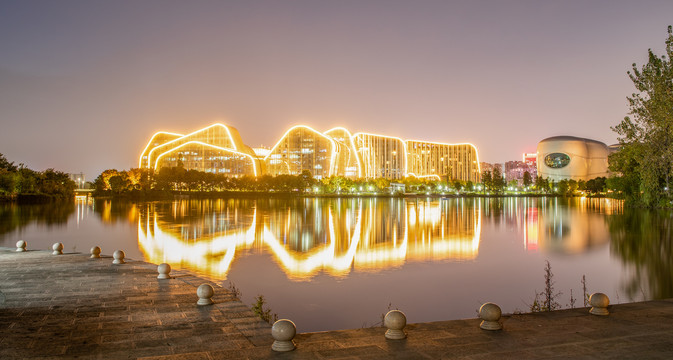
406,141 -> 480,182
536,136 -> 611,181
140,123 -> 481,181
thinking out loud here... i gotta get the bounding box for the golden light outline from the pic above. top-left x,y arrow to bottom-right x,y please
146,123 -> 239,169
325,126 -> 363,177
138,131 -> 184,168
263,125 -> 338,177
406,139 -> 481,176
153,140 -> 258,176
351,132 -> 409,177
137,208 -> 257,280
407,173 -> 442,181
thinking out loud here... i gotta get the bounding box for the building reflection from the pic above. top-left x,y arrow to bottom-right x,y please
136,198 -> 482,281
513,197 -> 620,254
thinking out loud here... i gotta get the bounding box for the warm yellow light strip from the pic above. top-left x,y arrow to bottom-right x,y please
263,125 -> 338,177
352,132 -> 409,176
407,173 -> 442,181
325,127 -> 363,177
153,140 -> 258,176
406,139 -> 481,179
146,123 -> 239,169
137,209 -> 257,280
138,131 -> 184,168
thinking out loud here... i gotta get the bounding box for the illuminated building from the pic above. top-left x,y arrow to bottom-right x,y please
324,127 -> 362,178
140,124 -> 259,176
537,136 -> 611,181
264,125 -> 336,179
406,141 -> 480,182
140,123 -> 481,181
352,133 -> 407,179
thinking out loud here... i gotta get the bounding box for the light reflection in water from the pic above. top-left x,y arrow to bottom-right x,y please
136,199 -> 482,280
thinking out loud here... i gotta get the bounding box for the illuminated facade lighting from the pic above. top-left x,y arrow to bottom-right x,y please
352,132 -> 407,180
264,125 -> 337,180
140,123 -> 481,181
324,127 -> 363,178
406,140 -> 481,182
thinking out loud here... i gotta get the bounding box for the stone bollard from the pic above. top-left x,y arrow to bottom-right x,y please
196,284 -> 214,305
479,302 -> 503,330
157,263 -> 171,279
90,246 -> 101,258
589,293 -> 610,316
16,240 -> 27,252
112,250 -> 125,264
384,310 -> 407,340
52,242 -> 64,255
271,319 -> 296,352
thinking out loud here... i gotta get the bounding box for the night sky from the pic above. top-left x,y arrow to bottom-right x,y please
1,0 -> 672,180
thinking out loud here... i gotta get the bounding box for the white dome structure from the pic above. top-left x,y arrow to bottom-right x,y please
537,136 -> 610,181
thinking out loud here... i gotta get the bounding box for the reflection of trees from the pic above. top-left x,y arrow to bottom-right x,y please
607,209 -> 673,300
0,201 -> 75,235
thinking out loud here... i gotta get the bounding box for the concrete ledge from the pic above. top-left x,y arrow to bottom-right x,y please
1,248 -> 672,359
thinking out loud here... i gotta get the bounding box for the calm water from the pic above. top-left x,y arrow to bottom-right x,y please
1,196 -> 671,332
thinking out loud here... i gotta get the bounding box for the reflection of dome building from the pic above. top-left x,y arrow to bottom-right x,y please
536,136 -> 612,181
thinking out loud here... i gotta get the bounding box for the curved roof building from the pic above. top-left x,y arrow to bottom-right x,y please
140,123 -> 481,181
537,136 -> 610,181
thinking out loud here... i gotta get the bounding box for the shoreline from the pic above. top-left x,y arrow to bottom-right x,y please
1,248 -> 671,359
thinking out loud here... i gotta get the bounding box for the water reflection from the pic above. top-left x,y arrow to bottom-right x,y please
607,208 -> 673,299
0,200 -> 77,235
137,198 -> 482,280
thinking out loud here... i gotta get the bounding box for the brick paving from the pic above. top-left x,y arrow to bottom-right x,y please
1,248 -> 673,359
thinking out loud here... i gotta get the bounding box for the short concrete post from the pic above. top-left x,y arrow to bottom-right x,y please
52,242 -> 64,255
112,250 -> 125,264
271,319 -> 296,352
589,293 -> 609,316
196,284 -> 214,305
90,246 -> 101,258
157,263 -> 171,279
384,310 -> 407,340
479,302 -> 503,330
16,240 -> 27,252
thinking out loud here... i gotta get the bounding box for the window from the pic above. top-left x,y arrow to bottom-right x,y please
544,153 -> 570,168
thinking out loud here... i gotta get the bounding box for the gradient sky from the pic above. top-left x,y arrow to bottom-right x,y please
1,0 -> 672,180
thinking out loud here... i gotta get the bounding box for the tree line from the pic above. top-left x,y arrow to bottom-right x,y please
93,166 -> 478,195
0,153 -> 77,200
94,164 -> 616,197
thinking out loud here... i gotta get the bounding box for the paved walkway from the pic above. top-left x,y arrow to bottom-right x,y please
1,248 -> 673,359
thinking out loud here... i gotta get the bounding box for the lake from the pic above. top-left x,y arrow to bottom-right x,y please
1,196 -> 671,332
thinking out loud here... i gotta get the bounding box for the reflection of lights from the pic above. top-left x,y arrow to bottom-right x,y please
137,200 -> 482,281
138,208 -> 256,279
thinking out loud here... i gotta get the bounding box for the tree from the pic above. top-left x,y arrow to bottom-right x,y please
522,171 -> 532,188
481,170 -> 492,191
611,26 -> 673,207
491,167 -> 505,193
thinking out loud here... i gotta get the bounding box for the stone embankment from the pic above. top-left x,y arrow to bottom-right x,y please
1,247 -> 672,359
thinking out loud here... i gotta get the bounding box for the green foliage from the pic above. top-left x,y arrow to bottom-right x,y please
0,153 -> 75,198
611,26 -> 673,207
251,295 -> 278,324
522,171 -> 533,187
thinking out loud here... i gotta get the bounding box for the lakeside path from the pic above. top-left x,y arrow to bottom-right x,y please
1,249 -> 672,359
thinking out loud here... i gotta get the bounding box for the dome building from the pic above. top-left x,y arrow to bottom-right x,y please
536,136 -> 610,181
